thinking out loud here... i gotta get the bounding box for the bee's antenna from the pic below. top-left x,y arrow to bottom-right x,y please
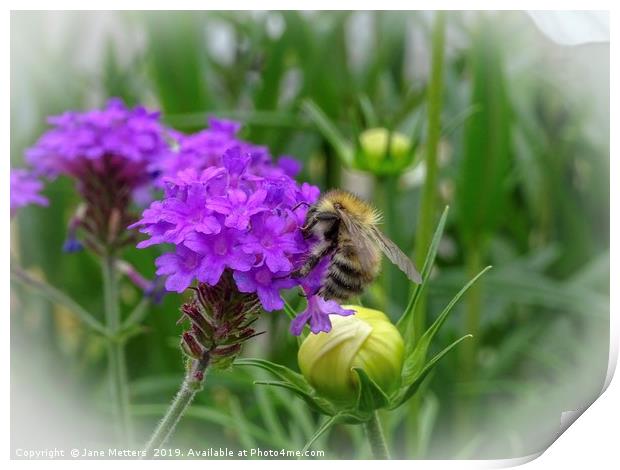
292,201 -> 310,211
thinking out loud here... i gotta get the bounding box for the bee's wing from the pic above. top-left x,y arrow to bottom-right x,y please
369,226 -> 423,284
335,208 -> 381,274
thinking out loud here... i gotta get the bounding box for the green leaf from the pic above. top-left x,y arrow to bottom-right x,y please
282,299 -> 298,320
235,358 -> 311,392
302,99 -> 354,166
143,11 -> 213,115
253,381 -> 288,447
11,264 -> 108,336
401,265 -> 492,384
353,368 -> 389,413
228,395 -> 258,450
441,103 -> 482,137
456,15 -> 512,247
121,297 -> 150,330
391,335 -> 472,408
396,205 -> 450,338
301,414 -> 340,454
359,95 -> 378,127
236,358 -> 337,416
131,403 -> 289,449
253,380 -> 335,416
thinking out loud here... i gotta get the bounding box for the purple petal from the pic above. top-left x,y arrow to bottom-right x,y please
257,286 -> 284,311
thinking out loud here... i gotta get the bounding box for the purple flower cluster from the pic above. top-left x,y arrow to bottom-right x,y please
10,169 -> 48,214
132,144 -> 319,311
23,98 -> 172,250
132,118 -> 353,335
25,98 -> 170,192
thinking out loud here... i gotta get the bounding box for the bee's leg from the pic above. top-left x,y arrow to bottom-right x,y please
290,240 -> 334,279
300,218 -> 317,238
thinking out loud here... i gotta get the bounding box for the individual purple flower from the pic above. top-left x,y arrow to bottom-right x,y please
183,230 -> 254,286
155,245 -> 205,293
221,147 -> 263,188
241,213 -> 302,273
277,156 -> 302,178
159,186 -> 222,243
10,169 -> 48,214
290,294 -> 356,335
233,266 -> 296,311
207,188 -> 267,231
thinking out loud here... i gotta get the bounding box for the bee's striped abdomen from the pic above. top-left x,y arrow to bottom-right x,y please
321,250 -> 372,301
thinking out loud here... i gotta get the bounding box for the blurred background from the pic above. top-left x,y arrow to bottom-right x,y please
11,11 -> 609,459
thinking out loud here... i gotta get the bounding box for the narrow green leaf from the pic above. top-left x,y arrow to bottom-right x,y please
353,368 -> 389,413
164,110 -> 308,130
396,206 -> 450,337
228,395 -> 258,450
359,95 -> 378,127
302,99 -> 354,166
275,393 -> 316,445
392,334 -> 472,407
131,403 -> 289,449
456,15 -> 512,246
121,297 -> 150,330
253,381 -> 288,447
253,380 -> 335,416
143,12 -> 213,114
11,264 -> 108,335
402,265 -> 492,383
235,358 -> 311,392
417,394 -> 440,457
301,414 -> 340,454
441,104 -> 482,137
282,299 -> 298,320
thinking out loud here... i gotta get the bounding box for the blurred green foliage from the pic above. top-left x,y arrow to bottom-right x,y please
11,11 -> 609,459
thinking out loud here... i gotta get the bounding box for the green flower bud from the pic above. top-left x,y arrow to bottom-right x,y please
358,128 -> 412,173
297,306 -> 404,403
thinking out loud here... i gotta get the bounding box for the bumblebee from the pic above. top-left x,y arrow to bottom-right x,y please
293,189 -> 422,300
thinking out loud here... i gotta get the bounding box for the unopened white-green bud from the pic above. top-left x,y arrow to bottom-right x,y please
297,306 -> 404,403
359,128 -> 411,166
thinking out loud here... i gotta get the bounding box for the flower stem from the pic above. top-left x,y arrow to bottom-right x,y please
143,353 -> 210,456
457,245 -> 483,434
408,11 -> 446,457
364,411 -> 390,459
414,10 -> 445,340
102,254 -> 133,445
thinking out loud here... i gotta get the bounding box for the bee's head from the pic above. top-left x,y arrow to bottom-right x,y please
301,203 -> 340,239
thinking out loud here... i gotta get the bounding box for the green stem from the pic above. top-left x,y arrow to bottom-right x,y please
364,411 -> 390,459
457,246 -> 483,434
102,255 -> 133,445
414,10 -> 446,340
409,11 -> 446,458
143,354 -> 210,456
462,247 -> 482,376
